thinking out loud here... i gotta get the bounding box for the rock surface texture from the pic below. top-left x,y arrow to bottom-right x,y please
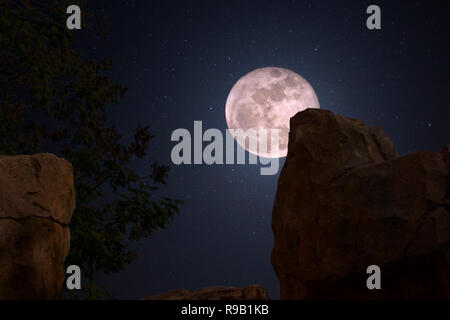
144,285 -> 270,300
272,109 -> 450,299
0,153 -> 75,299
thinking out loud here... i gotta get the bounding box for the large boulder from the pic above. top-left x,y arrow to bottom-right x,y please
144,285 -> 270,300
0,153 -> 75,299
271,109 -> 450,299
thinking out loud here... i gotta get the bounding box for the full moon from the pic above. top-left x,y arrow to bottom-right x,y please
225,67 -> 320,158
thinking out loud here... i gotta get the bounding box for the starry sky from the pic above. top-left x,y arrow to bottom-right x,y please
77,0 -> 450,299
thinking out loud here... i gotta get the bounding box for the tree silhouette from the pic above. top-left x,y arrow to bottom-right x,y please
0,0 -> 182,296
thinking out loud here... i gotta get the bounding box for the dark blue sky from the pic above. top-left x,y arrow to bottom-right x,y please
78,0 -> 450,299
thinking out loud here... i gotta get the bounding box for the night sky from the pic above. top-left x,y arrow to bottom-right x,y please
77,0 -> 450,299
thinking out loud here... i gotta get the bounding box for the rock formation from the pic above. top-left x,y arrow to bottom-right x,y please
271,109 -> 450,299
0,153 -> 75,299
144,285 -> 270,300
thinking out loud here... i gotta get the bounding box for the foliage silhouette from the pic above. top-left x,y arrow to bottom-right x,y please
0,0 -> 182,296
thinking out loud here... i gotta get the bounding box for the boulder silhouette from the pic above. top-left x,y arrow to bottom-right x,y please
0,153 -> 75,299
271,109 -> 450,299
